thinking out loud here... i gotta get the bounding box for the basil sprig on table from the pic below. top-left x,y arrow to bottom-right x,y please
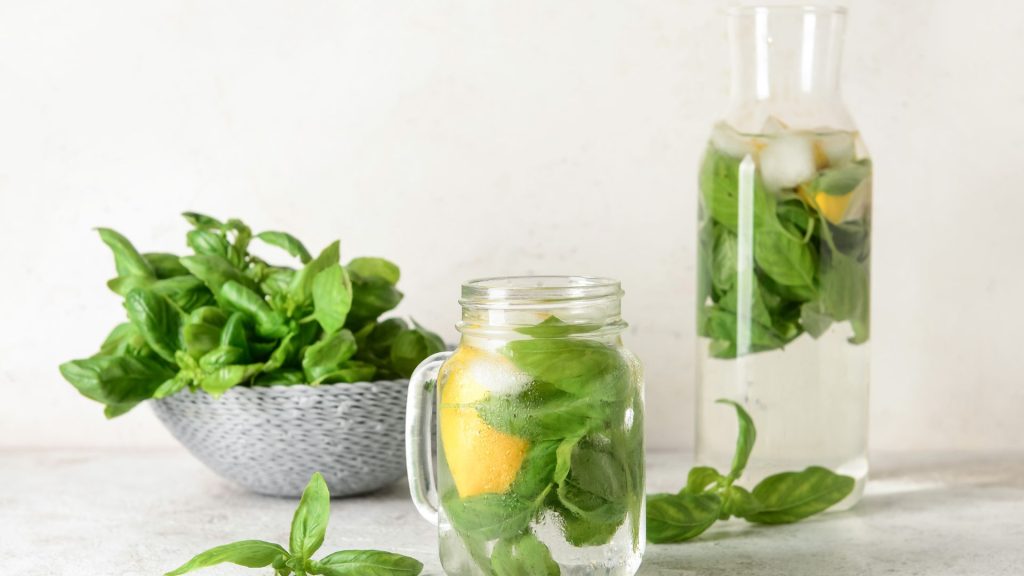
698,145 -> 871,358
165,472 -> 423,576
60,213 -> 444,417
646,400 -> 855,543
444,317 -> 644,575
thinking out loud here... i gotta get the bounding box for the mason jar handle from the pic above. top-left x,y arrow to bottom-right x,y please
405,351 -> 451,525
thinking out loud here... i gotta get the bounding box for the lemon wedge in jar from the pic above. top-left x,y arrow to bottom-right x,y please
439,346 -> 529,498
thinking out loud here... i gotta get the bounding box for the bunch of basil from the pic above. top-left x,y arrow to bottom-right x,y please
60,213 -> 444,417
444,317 -> 644,575
697,146 -> 871,358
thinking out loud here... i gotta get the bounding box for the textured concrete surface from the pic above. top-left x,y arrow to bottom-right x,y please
2,449 -> 1022,575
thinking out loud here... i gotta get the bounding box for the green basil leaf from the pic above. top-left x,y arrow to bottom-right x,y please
198,363 -> 263,396
556,440 -> 628,526
645,492 -> 722,544
151,276 -> 216,313
312,264 -> 353,333
220,280 -> 289,339
746,466 -> 855,524
721,485 -> 762,519
313,360 -> 377,384
164,540 -> 288,576
716,399 -> 756,481
799,300 -> 833,339
346,275 -> 403,330
183,321 -> 221,360
253,369 -> 306,387
144,252 -> 190,278
198,345 -> 247,371
180,254 -> 259,299
442,489 -> 539,541
219,312 -> 250,355
476,386 -> 610,441
124,288 -> 185,363
515,316 -> 601,338
187,229 -> 231,258
302,330 -> 358,384
182,212 -> 225,230
256,231 -> 313,264
290,241 -> 341,308
97,228 -> 155,279
347,257 -> 400,284
490,533 -> 560,576
753,224 -> 816,289
501,339 -> 628,401
389,322 -> 445,379
59,355 -> 174,412
681,466 -> 724,495
97,322 -> 149,357
711,226 -> 738,295
289,471 -> 331,560
261,267 -> 296,297
809,160 -> 870,197
153,373 -> 191,399
310,550 -> 423,576
510,441 -> 558,502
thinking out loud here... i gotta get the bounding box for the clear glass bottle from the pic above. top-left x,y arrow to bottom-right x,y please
407,276 -> 645,576
695,5 -> 871,508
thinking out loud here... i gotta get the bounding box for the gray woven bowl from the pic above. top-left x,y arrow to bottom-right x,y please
151,380 -> 409,498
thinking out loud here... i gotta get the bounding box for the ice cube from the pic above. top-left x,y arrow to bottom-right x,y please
816,131 -> 856,167
710,122 -> 756,159
468,357 -> 531,397
758,133 -> 817,191
760,115 -> 789,135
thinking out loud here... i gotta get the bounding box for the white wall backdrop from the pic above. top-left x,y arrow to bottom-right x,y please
1,0 -> 1021,452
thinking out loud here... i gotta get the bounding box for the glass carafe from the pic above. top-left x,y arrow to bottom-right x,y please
695,4 -> 871,508
406,276 -> 645,576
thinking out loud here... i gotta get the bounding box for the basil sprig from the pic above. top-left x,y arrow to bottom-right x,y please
60,213 -> 444,417
165,472 -> 423,576
646,400 -> 855,543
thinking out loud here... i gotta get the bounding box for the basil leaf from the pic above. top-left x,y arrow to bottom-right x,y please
346,275 -> 403,330
753,224 -> 816,289
198,363 -> 263,396
164,540 -> 289,576
253,369 -> 306,387
476,386 -> 610,441
389,322 -> 445,379
290,472 -> 331,560
183,320 -> 221,360
442,489 -> 539,541
555,506 -> 622,548
302,330 -> 358,384
312,264 -> 353,333
310,550 -> 423,576
144,252 -> 190,278
681,466 -> 724,495
501,339 -> 628,400
97,228 -> 155,279
313,360 -> 377,384
799,300 -> 833,339
187,229 -> 231,258
716,399 -> 756,481
745,466 -> 855,524
180,254 -> 259,299
510,441 -> 558,501
151,276 -> 216,313
257,231 -> 313,263
347,257 -> 400,284
220,280 -> 288,339
97,322 -> 149,357
59,355 -> 174,413
219,312 -> 251,358
515,316 -> 601,338
289,241 -> 341,309
490,533 -> 560,576
721,485 -> 762,519
810,160 -> 870,197
646,492 -> 722,544
181,212 -> 225,230
124,288 -> 185,363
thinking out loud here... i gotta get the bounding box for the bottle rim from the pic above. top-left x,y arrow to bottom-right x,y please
727,3 -> 847,17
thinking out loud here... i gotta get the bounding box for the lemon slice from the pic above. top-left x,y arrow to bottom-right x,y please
439,347 -> 529,498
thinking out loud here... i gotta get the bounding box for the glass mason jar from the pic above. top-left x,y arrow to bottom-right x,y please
695,5 -> 871,508
406,276 -> 645,576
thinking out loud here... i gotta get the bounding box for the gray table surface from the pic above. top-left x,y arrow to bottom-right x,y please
2,449 -> 1021,575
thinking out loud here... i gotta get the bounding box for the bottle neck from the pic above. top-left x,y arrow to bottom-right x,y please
726,5 -> 851,131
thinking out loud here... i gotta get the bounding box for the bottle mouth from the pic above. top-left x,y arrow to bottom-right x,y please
460,275 -> 623,309
727,3 -> 847,17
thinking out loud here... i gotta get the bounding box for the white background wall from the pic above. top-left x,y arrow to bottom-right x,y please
1,0 -> 1021,452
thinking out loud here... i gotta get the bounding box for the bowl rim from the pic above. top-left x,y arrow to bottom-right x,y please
152,377 -> 411,401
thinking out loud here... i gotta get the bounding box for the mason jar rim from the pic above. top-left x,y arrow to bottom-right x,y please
460,275 -> 623,309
